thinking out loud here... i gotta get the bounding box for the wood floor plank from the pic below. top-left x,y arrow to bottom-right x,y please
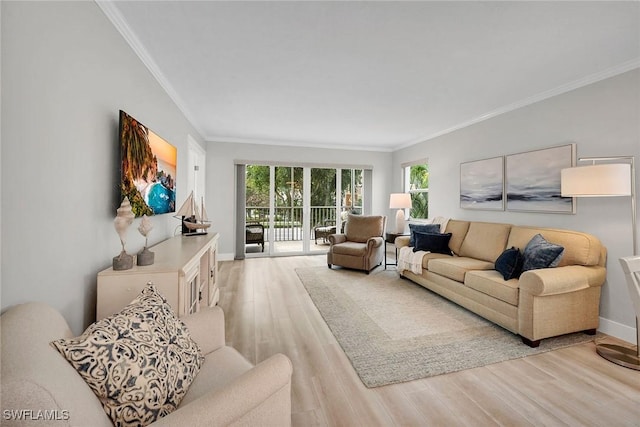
446,368 -> 538,427
457,366 -> 562,426
218,255 -> 640,427
373,385 -> 429,427
322,342 -> 395,426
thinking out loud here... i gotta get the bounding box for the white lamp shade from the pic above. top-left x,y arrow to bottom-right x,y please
561,164 -> 631,197
389,193 -> 412,209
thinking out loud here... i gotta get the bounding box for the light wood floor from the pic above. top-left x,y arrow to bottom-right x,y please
217,255 -> 640,427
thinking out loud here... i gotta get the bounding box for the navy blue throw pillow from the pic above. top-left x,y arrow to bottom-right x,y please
495,247 -> 524,280
413,232 -> 453,255
408,223 -> 441,247
522,234 -> 565,272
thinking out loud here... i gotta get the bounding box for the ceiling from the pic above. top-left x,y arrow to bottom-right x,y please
99,1 -> 640,152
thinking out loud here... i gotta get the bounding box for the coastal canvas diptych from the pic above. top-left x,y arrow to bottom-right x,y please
460,157 -> 504,210
505,144 -> 575,213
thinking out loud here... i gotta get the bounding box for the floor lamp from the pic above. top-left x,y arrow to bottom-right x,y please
561,156 -> 638,370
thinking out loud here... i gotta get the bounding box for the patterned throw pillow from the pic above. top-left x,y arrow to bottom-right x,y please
51,284 -> 204,427
408,223 -> 441,247
522,234 -> 565,272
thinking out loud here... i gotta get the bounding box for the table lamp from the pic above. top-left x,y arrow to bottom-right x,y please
389,193 -> 412,234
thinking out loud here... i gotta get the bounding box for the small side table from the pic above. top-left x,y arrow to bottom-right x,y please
384,232 -> 408,269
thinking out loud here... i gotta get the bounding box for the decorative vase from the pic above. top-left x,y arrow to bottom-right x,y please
137,247 -> 155,266
113,197 -> 135,270
113,250 -> 134,271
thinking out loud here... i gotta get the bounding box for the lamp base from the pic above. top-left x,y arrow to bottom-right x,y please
395,209 -> 405,234
595,342 -> 640,371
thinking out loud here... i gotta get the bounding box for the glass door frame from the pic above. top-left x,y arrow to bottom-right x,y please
242,163 -> 369,258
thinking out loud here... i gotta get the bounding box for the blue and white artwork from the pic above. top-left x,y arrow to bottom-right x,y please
460,157 -> 504,210
506,144 -> 575,213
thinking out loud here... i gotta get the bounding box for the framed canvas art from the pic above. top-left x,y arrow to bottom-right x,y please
120,110 -> 177,217
460,156 -> 504,210
505,144 -> 576,213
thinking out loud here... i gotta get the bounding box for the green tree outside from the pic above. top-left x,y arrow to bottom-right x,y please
245,165 -> 363,224
409,164 -> 429,219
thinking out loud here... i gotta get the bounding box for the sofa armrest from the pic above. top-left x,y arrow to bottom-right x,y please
152,353 -> 293,427
328,234 -> 347,245
395,236 -> 410,248
366,236 -> 383,250
519,265 -> 606,297
181,306 -> 225,355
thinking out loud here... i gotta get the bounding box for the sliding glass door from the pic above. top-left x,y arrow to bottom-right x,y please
243,164 -> 366,257
310,168 -> 337,253
273,166 -> 304,254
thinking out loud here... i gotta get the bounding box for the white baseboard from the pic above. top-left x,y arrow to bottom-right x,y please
219,252 -> 235,261
598,317 -> 636,344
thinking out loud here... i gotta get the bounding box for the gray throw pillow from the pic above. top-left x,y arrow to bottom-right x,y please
408,223 -> 441,247
522,234 -> 564,272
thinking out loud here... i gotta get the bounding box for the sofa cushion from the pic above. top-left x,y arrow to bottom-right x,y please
345,214 -> 384,243
465,270 -> 520,306
1,302 -> 114,427
522,234 -> 564,272
180,346 -> 252,406
408,223 -> 441,247
51,285 -> 204,427
413,232 -> 453,255
330,241 -> 368,256
428,257 -> 495,282
507,226 -> 602,267
495,247 -> 524,280
443,220 -> 470,255
458,222 -> 512,262
421,252 -> 453,269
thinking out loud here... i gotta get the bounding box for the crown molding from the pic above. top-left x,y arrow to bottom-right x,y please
394,59 -> 640,151
95,0 -> 206,139
205,134 -> 395,153
95,0 -> 639,153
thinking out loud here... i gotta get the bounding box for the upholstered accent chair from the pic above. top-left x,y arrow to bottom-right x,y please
313,219 -> 337,244
246,223 -> 265,252
327,214 -> 386,274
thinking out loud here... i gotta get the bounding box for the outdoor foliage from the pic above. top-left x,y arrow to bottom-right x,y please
245,166 -> 363,223
120,114 -> 155,217
409,164 -> 429,219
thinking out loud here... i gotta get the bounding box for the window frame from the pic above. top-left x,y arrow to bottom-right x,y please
402,159 -> 429,220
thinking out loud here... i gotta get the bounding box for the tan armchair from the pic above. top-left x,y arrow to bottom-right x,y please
327,214 -> 386,274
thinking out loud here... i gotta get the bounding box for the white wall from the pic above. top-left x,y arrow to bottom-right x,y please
1,2 -> 205,334
205,142 -> 392,258
392,69 -> 640,341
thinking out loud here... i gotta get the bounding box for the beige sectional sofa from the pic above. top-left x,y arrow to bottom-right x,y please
396,220 -> 607,347
1,302 -> 292,426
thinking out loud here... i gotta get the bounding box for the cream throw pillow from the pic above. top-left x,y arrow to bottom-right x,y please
51,284 -> 204,427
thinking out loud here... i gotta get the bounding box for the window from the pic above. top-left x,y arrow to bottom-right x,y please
403,161 -> 429,219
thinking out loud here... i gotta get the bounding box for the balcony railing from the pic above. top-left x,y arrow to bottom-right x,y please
245,206 -> 360,242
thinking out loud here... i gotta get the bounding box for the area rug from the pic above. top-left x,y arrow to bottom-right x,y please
295,266 -> 598,388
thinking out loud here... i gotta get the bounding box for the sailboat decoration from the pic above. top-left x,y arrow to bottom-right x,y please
175,191 -> 211,235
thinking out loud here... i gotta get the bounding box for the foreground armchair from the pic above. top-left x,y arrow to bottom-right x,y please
1,302 -> 292,426
327,214 -> 386,274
